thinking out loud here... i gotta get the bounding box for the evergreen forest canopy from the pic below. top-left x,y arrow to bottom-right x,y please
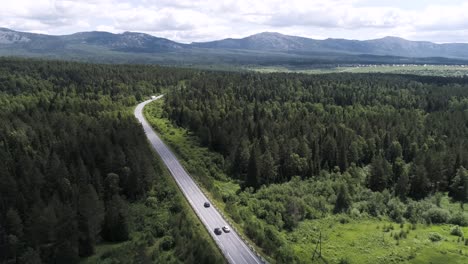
0,58 -> 224,263
1,57 -> 468,263
164,72 -> 468,201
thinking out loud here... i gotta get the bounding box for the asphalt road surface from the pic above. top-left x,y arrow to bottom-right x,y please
135,96 -> 264,264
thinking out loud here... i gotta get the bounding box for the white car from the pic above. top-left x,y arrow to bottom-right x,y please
222,225 -> 231,233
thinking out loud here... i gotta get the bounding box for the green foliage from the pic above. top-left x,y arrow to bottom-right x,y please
368,154 -> 393,192
0,58 -> 223,264
450,212 -> 468,227
160,236 -> 175,251
449,167 -> 468,203
428,232 -> 444,242
334,183 -> 352,214
338,257 -> 351,264
18,247 -> 42,264
450,226 -> 464,237
139,65 -> 468,262
103,195 -> 129,242
387,198 -> 406,223
163,71 -> 468,201
424,207 -> 450,224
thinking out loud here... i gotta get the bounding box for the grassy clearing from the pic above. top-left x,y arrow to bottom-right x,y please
142,98 -> 468,264
249,65 -> 468,77
288,217 -> 468,264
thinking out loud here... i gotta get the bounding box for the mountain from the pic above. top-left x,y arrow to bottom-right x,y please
0,28 -> 185,53
63,31 -> 186,52
192,32 -> 321,51
194,32 -> 468,59
1,28 -> 467,66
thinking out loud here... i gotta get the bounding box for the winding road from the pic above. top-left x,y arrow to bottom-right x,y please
135,96 -> 264,264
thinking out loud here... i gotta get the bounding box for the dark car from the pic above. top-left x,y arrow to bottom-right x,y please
204,202 -> 210,208
214,228 -> 222,235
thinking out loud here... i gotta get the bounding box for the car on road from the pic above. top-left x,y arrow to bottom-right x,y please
214,228 -> 222,235
204,202 -> 210,208
222,226 -> 231,233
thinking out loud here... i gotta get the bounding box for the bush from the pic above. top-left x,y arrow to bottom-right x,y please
338,257 -> 351,264
338,215 -> 350,224
350,208 -> 361,218
398,229 -> 407,239
145,197 -> 158,208
450,225 -> 464,237
405,200 -> 433,224
449,212 -> 468,226
160,236 -> 174,251
428,232 -> 443,242
423,207 -> 450,224
383,224 -> 394,232
387,198 -> 406,223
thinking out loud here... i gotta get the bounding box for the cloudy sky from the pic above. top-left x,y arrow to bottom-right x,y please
1,0 -> 468,43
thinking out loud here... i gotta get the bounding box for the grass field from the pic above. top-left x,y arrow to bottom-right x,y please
289,216 -> 468,264
249,65 -> 468,77
143,98 -> 468,264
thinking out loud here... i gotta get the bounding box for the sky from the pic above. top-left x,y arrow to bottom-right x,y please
1,0 -> 468,43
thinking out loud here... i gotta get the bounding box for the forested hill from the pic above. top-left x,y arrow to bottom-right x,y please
0,59 -> 223,263
2,28 -> 468,66
164,72 -> 468,200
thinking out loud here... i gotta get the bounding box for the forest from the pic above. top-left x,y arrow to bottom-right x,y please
164,72 -> 468,197
157,71 -> 468,262
0,58 -> 223,263
2,56 -> 468,263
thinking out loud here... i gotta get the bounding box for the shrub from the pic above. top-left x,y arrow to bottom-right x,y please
398,229 -> 407,239
423,207 -> 450,224
450,225 -> 464,237
338,257 -> 351,264
387,198 -> 406,223
350,208 -> 361,218
383,224 -> 394,232
449,212 -> 468,226
160,236 -> 174,251
338,215 -> 350,224
428,232 -> 443,242
145,197 -> 158,208
405,200 -> 433,224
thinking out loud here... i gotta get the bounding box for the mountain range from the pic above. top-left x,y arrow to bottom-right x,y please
1,27 -> 467,66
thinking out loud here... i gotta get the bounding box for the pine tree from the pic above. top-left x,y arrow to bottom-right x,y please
408,162 -> 430,200
395,169 -> 410,201
103,195 -> 129,242
368,154 -> 392,192
334,183 -> 351,213
78,185 -> 104,257
246,145 -> 260,189
6,208 -> 23,239
449,166 -> 468,203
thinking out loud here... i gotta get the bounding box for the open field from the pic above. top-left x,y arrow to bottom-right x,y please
249,65 -> 468,77
289,216 -> 468,264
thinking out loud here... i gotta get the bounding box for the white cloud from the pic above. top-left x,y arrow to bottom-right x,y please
0,0 -> 467,43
